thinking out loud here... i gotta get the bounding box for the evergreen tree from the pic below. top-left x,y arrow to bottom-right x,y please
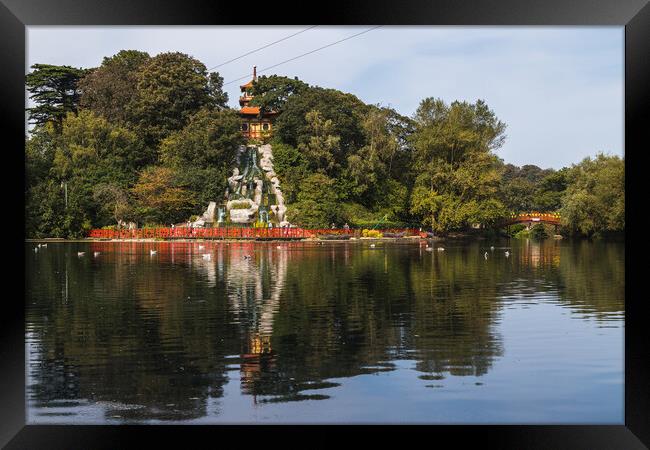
26,64 -> 89,130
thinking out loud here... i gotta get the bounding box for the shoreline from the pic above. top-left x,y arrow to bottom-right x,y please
25,235 -> 443,243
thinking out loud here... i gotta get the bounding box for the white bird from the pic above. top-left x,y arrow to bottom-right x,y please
37,244 -> 42,248
202,253 -> 211,260
484,252 -> 488,260
505,251 -> 510,258
94,252 -> 101,257
41,243 -> 47,248
150,250 -> 157,256
77,252 -> 85,257
490,246 -> 495,251
370,244 -> 376,248
437,247 -> 445,251
425,247 -> 433,252
34,247 -> 38,253
198,245 -> 205,250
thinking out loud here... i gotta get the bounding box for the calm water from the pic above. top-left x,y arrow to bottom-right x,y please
25,239 -> 624,424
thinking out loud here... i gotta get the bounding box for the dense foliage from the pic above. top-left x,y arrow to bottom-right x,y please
25,51 -> 624,237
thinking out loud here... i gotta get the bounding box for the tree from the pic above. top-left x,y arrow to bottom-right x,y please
93,183 -> 132,225
131,166 -> 194,224
264,141 -> 308,205
208,72 -> 229,109
560,154 -> 624,236
26,64 -> 89,130
51,110 -> 149,185
409,98 -> 508,232
79,50 -> 151,124
297,110 -> 341,174
25,110 -> 152,236
160,108 -> 244,208
287,173 -> 339,227
249,75 -> 309,115
130,52 -> 226,144
275,86 -> 368,158
346,109 -> 397,203
160,108 -> 243,169
533,168 -> 569,211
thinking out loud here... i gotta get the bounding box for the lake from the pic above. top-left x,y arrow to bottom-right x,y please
25,238 -> 624,424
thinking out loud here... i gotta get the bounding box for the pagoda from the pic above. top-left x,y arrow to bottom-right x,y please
239,66 -> 277,139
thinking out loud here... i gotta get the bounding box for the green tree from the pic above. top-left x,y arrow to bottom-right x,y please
160,108 -> 244,208
208,72 -> 229,109
275,86 -> 368,158
268,141 -> 309,205
287,173 -> 339,227
297,110 -> 342,174
130,52 -> 227,144
409,99 -> 507,232
25,111 -> 148,237
560,153 -> 624,236
533,168 -> 569,211
26,64 -> 89,130
79,50 -> 151,124
249,74 -> 309,115
52,110 -> 149,185
346,108 -> 397,203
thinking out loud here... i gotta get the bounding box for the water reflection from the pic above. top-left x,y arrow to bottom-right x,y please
25,239 -> 624,423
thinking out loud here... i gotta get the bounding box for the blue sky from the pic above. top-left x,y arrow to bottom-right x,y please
27,26 -> 624,169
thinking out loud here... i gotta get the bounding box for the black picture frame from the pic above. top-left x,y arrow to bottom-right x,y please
2,0 -> 648,448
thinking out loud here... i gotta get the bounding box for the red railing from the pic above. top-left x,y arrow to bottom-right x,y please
501,213 -> 561,226
87,227 -> 422,240
87,227 -> 308,240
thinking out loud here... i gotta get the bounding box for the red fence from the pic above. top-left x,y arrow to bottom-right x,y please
87,227 -> 422,240
87,227 -> 307,240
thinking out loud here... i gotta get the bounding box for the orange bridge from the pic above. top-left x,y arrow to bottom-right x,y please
500,212 -> 562,229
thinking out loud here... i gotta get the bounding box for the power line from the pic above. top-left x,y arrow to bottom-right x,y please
223,26 -> 383,86
207,26 -> 318,71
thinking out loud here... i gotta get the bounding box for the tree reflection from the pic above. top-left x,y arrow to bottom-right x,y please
26,239 -> 624,421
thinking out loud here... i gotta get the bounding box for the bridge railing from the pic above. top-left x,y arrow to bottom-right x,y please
502,212 -> 562,226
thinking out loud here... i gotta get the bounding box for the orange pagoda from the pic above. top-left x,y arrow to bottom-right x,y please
239,66 -> 277,139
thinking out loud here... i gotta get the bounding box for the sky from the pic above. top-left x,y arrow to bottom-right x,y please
26,26 -> 624,169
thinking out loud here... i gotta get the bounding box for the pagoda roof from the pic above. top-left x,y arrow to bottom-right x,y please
240,78 -> 255,89
240,105 -> 260,115
239,106 -> 278,116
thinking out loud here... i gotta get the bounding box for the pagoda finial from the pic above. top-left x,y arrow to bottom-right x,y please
253,66 -> 257,80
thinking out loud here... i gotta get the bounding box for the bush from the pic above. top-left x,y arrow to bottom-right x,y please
513,228 -> 530,239
229,201 -> 251,210
508,223 -> 527,237
362,229 -> 383,238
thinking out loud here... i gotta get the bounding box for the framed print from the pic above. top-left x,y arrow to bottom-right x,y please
2,0 -> 648,448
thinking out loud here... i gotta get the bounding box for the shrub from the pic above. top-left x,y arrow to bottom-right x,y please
508,223 -> 527,237
230,201 -> 251,210
362,229 -> 383,238
513,228 -> 530,239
